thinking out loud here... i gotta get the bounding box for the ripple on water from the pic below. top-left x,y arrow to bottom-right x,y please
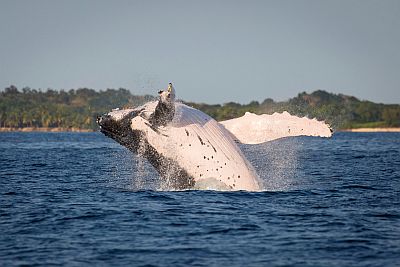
0,132 -> 399,266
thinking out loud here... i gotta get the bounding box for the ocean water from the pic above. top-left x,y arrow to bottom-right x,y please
0,132 -> 399,266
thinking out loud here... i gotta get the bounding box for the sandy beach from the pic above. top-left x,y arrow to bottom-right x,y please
340,128 -> 400,132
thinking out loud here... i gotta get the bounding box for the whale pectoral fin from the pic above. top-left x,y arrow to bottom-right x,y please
219,111 -> 332,144
149,84 -> 176,128
149,99 -> 175,127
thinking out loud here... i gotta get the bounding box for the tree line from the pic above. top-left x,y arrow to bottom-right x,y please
0,85 -> 399,130
0,85 -> 154,129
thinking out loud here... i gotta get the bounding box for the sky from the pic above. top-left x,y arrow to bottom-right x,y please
0,0 -> 399,104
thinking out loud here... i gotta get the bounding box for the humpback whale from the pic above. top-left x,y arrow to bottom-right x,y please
97,83 -> 332,191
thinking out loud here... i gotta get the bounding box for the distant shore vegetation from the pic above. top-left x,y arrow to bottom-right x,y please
1,85 -> 399,130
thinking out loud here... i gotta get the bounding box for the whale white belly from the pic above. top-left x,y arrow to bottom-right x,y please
132,103 -> 261,191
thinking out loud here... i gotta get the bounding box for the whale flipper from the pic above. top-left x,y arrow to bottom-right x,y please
220,111 -> 332,144
149,83 -> 176,127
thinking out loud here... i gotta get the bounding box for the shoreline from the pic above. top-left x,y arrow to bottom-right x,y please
0,127 -> 95,132
338,128 -> 400,132
1,127 -> 400,133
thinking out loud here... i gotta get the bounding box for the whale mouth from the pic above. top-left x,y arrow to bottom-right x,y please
97,111 -> 143,153
97,109 -> 139,134
98,126 -> 116,139
97,114 -> 119,135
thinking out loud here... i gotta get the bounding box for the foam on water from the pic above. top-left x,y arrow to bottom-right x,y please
192,178 -> 232,190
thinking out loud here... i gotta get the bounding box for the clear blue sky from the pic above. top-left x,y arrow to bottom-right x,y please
0,0 -> 399,104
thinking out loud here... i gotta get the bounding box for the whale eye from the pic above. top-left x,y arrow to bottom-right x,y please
158,90 -> 163,94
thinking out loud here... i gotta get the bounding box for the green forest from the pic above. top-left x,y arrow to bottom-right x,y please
1,85 -> 399,130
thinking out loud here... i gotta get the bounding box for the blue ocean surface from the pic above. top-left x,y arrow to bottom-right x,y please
0,132 -> 399,266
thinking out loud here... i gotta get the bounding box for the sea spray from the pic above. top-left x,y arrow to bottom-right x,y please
135,138 -> 148,189
110,148 -> 134,189
109,136 -> 303,192
110,143 -> 159,191
243,137 -> 302,191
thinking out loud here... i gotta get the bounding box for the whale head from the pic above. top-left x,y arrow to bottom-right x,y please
96,108 -> 143,152
97,101 -> 196,189
97,83 -> 176,150
96,99 -> 176,157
